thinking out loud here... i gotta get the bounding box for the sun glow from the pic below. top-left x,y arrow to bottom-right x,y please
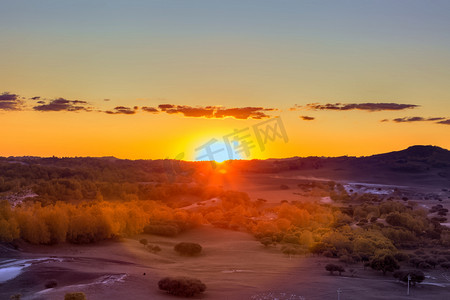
192,139 -> 243,163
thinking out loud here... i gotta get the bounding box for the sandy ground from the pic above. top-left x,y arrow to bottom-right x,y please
1,226 -> 450,300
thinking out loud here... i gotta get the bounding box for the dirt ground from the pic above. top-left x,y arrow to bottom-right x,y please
1,226 -> 449,300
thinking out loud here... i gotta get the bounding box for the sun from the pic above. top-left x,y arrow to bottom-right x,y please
193,140 -> 242,163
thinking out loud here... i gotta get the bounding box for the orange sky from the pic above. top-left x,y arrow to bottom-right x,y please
1,1 -> 449,160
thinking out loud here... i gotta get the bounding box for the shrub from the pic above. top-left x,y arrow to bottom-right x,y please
158,276 -> 206,297
147,244 -> 162,253
139,238 -> 148,247
64,292 -> 87,300
418,262 -> 432,269
441,262 -> 450,269
339,254 -> 356,265
260,237 -> 274,247
281,244 -> 304,258
394,252 -> 409,262
44,280 -> 58,289
144,223 -> 180,237
393,270 -> 425,285
174,242 -> 202,256
325,264 -> 345,275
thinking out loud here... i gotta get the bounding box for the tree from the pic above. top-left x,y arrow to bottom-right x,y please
158,277 -> 206,297
174,242 -> 202,256
370,254 -> 399,275
309,242 -> 330,256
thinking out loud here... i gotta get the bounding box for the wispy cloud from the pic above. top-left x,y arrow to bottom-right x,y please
300,115 -> 315,121
0,92 -> 24,110
392,116 -> 445,123
33,98 -> 92,112
159,104 -> 216,118
142,106 -> 159,113
382,116 -> 450,125
437,119 -> 450,125
157,104 -> 276,119
294,102 -> 419,112
105,106 -> 138,115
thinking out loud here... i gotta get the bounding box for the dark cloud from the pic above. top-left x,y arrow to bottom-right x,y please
393,117 -> 426,123
164,105 -> 216,118
104,99 -> 110,102
382,116 -> 449,125
437,119 -> 450,125
33,98 -> 91,112
157,104 -> 275,119
0,92 -> 23,110
30,96 -> 40,100
142,106 -> 159,113
298,102 -> 419,112
105,106 -> 138,115
392,116 -> 446,123
300,115 -> 315,121
158,104 -> 176,111
215,107 -> 274,119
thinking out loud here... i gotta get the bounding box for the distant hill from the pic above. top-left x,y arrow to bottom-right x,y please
1,145 -> 449,188
233,145 -> 450,187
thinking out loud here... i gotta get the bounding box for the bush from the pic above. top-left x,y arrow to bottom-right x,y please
144,223 -> 180,237
325,264 -> 345,275
158,276 -> 206,297
441,262 -> 450,269
147,244 -> 162,253
339,254 -> 356,265
394,252 -> 409,262
418,262 -> 432,269
44,280 -> 57,289
393,270 -> 425,285
260,237 -> 274,247
64,292 -> 87,300
174,242 -> 202,256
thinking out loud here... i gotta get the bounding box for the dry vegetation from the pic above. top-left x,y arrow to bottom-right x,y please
1,149 -> 450,299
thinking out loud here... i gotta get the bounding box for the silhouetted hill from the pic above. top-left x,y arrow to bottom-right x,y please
372,145 -> 450,162
236,145 -> 450,187
1,145 -> 449,190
